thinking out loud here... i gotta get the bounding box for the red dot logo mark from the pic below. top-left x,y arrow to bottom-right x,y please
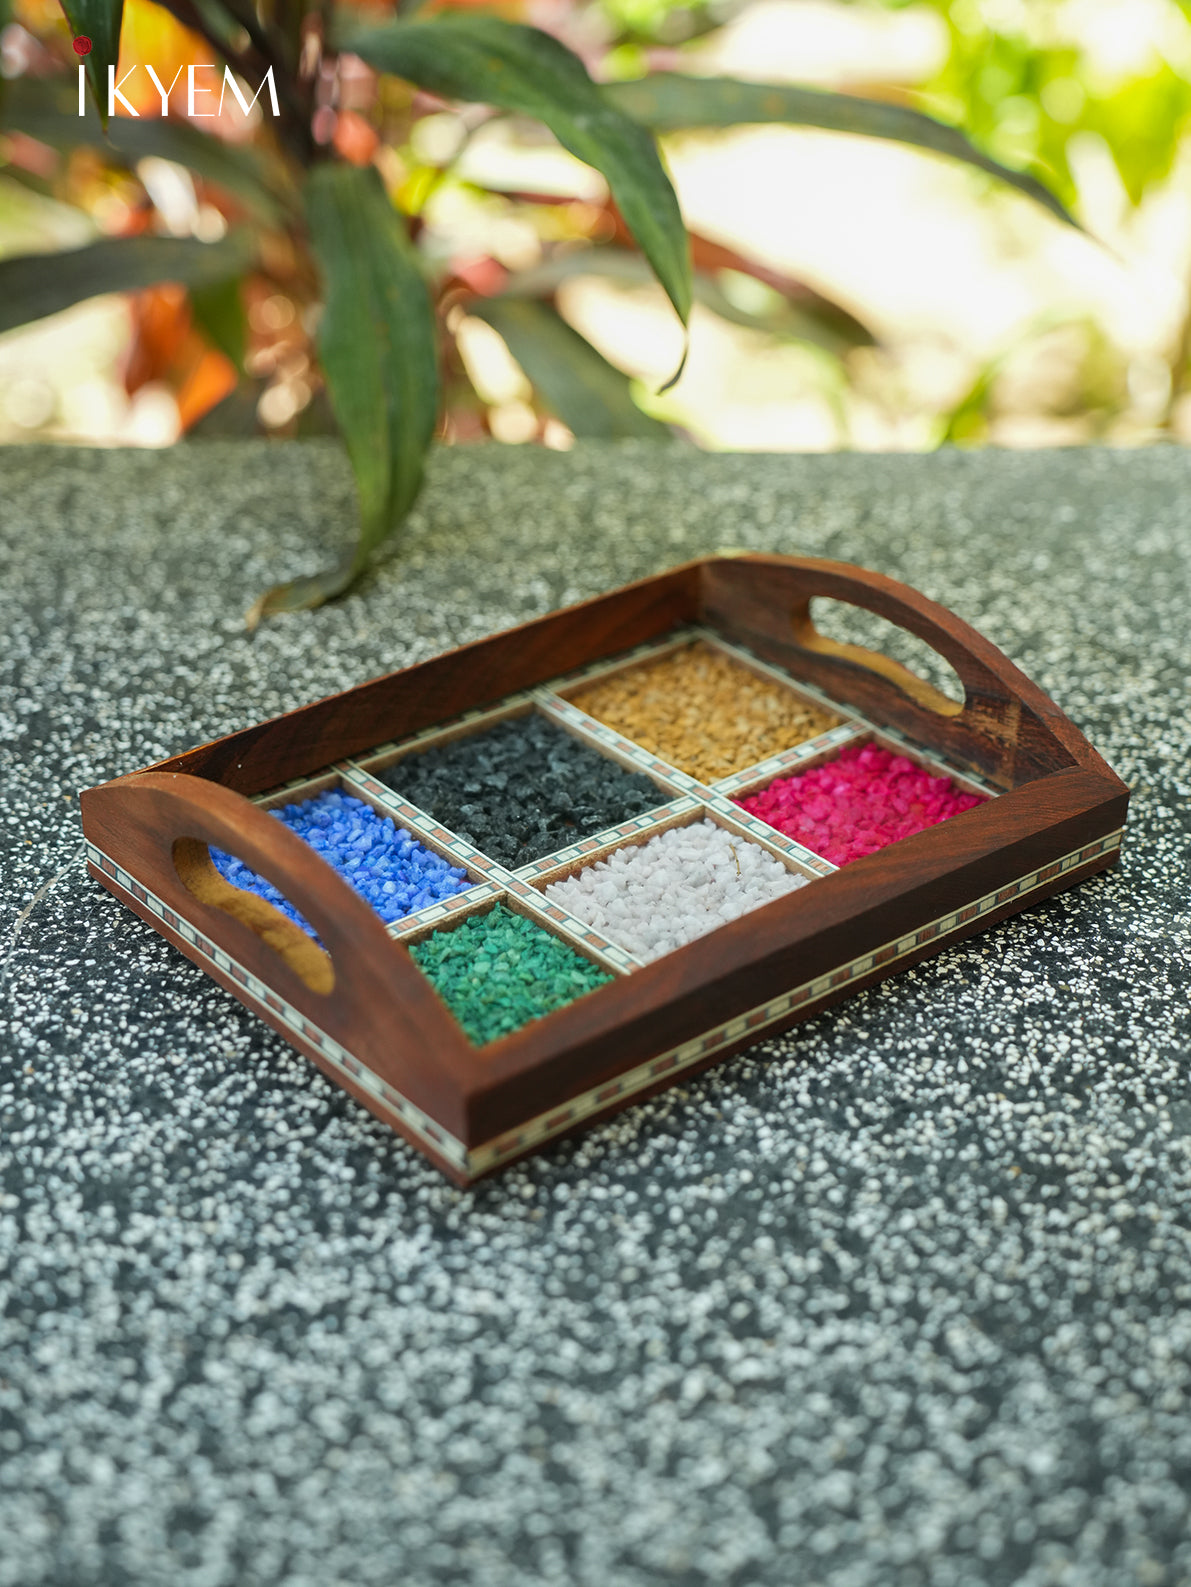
72,35 -> 92,55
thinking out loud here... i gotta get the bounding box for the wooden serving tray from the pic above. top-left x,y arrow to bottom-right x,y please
80,555 -> 1129,1183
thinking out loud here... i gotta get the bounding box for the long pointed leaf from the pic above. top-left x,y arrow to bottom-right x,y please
0,81 -> 291,224
189,275 -> 246,368
0,231 -> 254,334
606,75 -> 1079,231
248,163 -> 439,622
344,15 -> 691,326
473,297 -> 669,438
56,0 -> 124,129
500,248 -> 873,354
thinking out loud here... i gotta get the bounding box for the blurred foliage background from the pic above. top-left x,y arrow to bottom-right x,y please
2,0 -> 1190,462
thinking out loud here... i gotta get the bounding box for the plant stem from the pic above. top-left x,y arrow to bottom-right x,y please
153,0 -> 315,165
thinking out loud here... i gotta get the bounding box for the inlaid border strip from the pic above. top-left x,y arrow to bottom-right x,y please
511,796 -> 700,880
84,842 -> 470,1171
712,721 -> 865,796
533,688 -> 704,798
700,790 -> 837,878
86,828 -> 1123,1181
467,828 -> 1124,1173
503,887 -> 642,973
341,764 -> 519,889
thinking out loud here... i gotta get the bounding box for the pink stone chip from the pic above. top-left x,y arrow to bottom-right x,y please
734,742 -> 986,866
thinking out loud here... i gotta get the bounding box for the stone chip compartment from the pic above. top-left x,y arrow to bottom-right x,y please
375,709 -> 667,870
565,640 -> 842,783
734,740 -> 987,865
408,901 -> 615,1045
211,786 -> 475,931
541,816 -> 809,964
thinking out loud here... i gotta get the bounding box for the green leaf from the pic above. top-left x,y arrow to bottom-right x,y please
189,275 -> 246,368
0,80 -> 291,224
695,268 -> 872,354
344,14 -> 692,327
56,0 -> 124,130
606,75 -> 1080,231
172,0 -> 255,59
472,296 -> 669,438
500,247 -> 873,355
0,231 -> 255,334
0,166 -> 56,201
247,163 -> 439,623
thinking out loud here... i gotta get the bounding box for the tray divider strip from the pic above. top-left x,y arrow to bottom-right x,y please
510,796 -> 701,882
342,761 -> 641,970
712,722 -> 866,795
530,689 -> 696,800
339,761 -> 518,887
534,691 -> 709,798
501,882 -> 643,974
535,693 -> 837,877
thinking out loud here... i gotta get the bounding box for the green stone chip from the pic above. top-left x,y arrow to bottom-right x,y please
409,903 -> 614,1045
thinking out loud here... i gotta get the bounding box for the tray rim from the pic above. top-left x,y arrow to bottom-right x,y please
86,825 -> 1122,1179
79,553 -> 1131,1181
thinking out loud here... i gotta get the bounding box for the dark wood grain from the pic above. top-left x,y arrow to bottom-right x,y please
80,554 -> 1130,1177
88,865 -> 474,1183
464,845 -> 1120,1181
151,565 -> 703,796
698,555 -> 1111,785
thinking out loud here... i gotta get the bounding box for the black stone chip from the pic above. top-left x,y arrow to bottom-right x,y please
376,711 -> 665,868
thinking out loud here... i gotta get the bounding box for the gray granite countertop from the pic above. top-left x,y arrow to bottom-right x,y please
1,440 -> 1188,1587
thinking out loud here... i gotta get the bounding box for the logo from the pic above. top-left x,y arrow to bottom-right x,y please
77,59 -> 281,118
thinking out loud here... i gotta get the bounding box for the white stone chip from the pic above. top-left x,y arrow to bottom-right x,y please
543,818 -> 806,961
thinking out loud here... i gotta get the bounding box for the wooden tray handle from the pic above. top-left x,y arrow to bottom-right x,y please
701,554 -> 1080,782
82,770 -> 479,1130
790,605 -> 963,718
172,832 -> 336,993
84,771 -> 442,1027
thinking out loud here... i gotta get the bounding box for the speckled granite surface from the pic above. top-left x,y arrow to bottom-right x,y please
1,441 -> 1188,1587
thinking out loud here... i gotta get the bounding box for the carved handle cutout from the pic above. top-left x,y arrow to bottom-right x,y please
793,597 -> 966,718
173,837 -> 335,995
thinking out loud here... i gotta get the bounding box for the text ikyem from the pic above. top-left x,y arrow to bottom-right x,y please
80,63 -> 281,118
